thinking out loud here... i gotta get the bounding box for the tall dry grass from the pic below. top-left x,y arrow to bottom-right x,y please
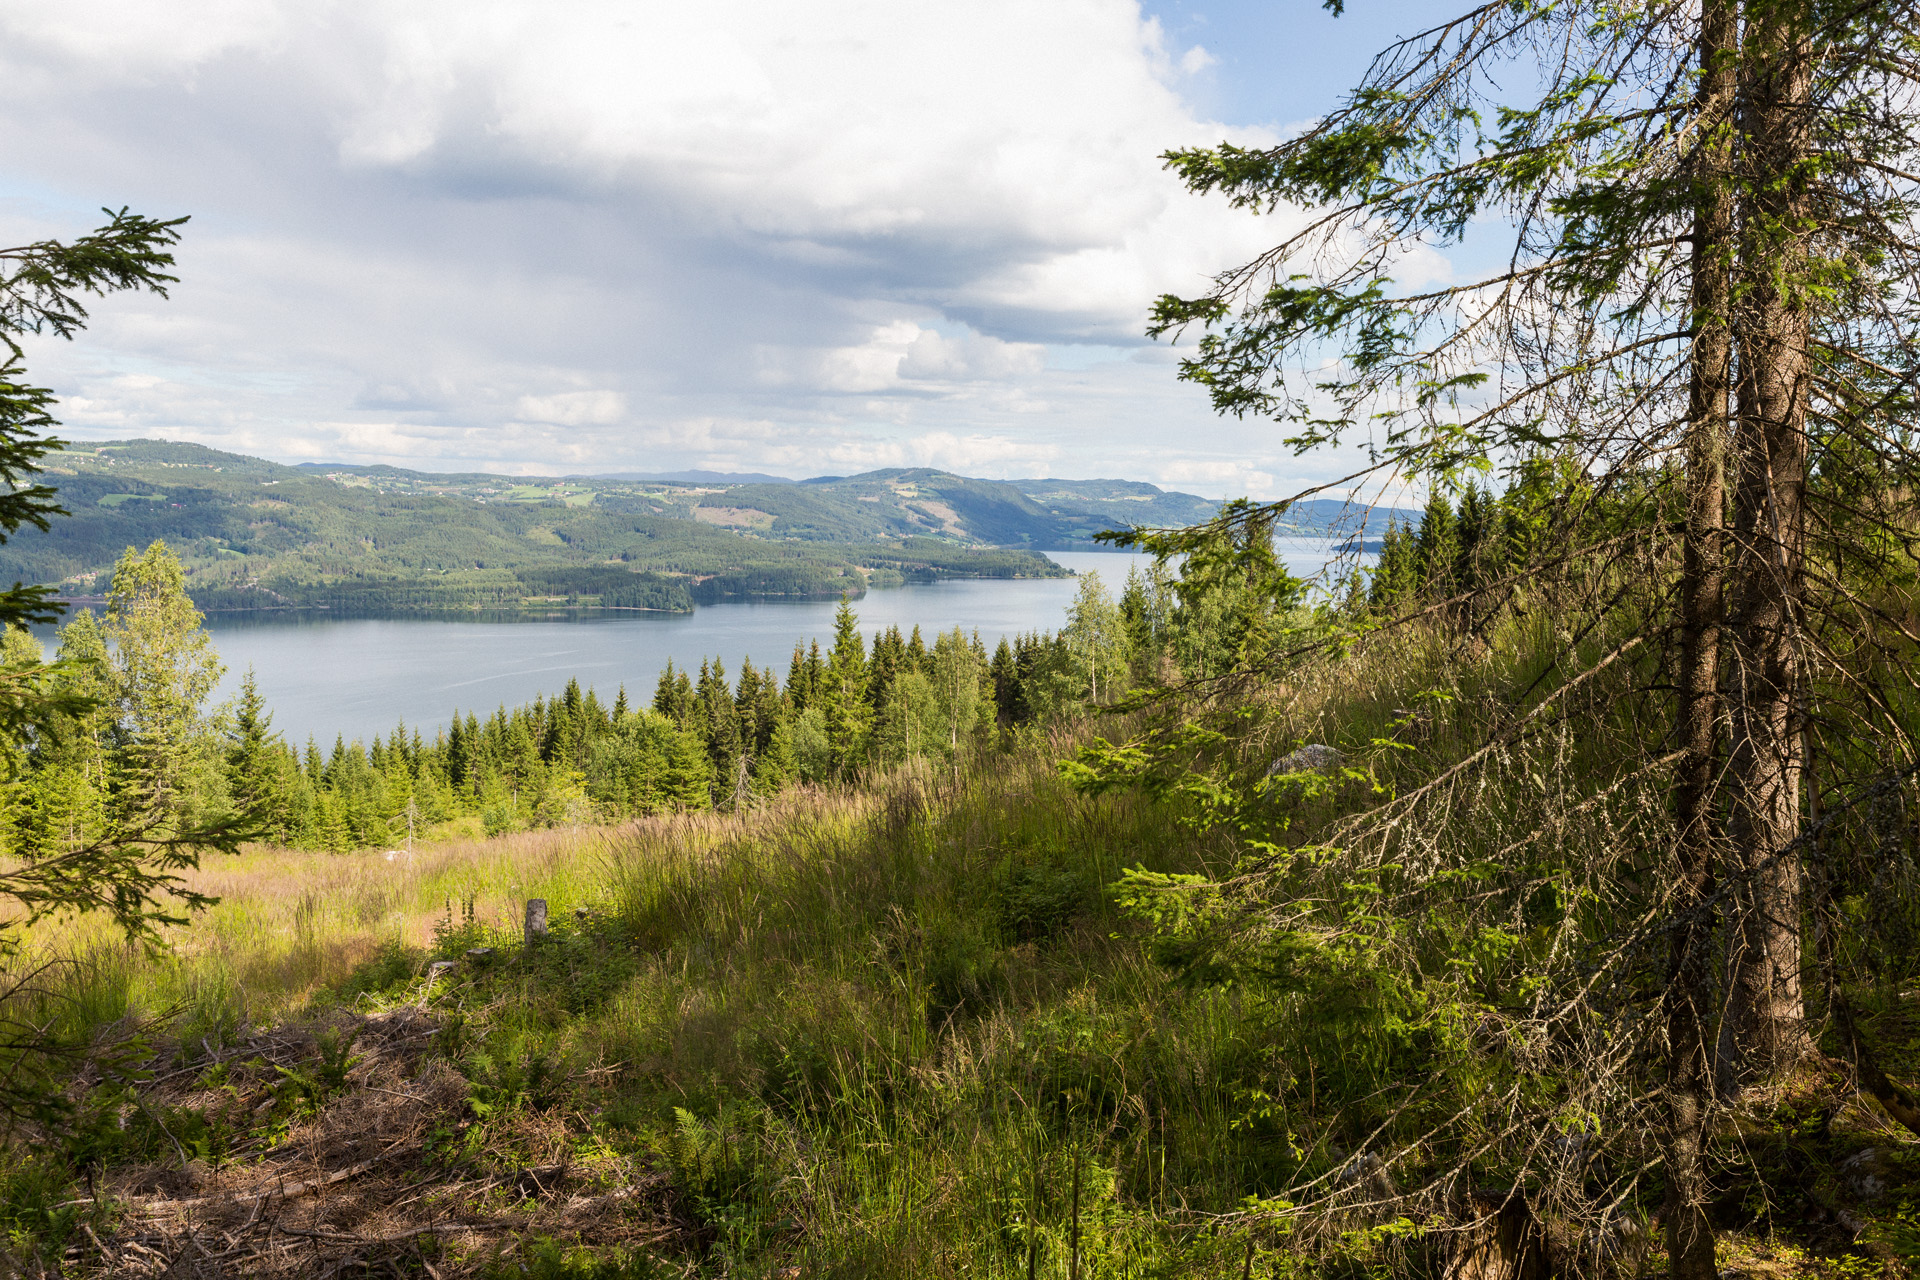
0,616 -> 1726,1277
10,783 -> 892,1044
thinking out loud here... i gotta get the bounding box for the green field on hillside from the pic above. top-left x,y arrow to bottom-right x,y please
15,441 -> 1103,614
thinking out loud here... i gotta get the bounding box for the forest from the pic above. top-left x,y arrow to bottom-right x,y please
10,539 -> 1167,855
0,439 -> 1209,616
7,0 -> 1920,1277
8,441 -> 1416,618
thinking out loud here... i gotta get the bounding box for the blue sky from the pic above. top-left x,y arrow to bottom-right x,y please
1147,0 -> 1441,127
0,1 -> 1453,499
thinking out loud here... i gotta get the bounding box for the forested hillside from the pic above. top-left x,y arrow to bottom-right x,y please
13,441 -> 1408,617
17,442 -> 1077,613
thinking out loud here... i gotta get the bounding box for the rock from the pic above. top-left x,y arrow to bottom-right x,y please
465,947 -> 494,963
1839,1146 -> 1888,1201
1268,744 -> 1345,777
1335,1151 -> 1397,1200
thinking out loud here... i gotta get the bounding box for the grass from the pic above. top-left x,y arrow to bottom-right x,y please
3,736 -> 1270,1275
3,625 -> 1918,1278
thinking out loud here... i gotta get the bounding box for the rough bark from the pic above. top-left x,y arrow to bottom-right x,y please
1719,0 -> 1816,1096
1833,993 -> 1920,1138
1444,1189 -> 1554,1280
1665,3 -> 1734,1274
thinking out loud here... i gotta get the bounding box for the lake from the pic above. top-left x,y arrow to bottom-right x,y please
43,543 -> 1357,746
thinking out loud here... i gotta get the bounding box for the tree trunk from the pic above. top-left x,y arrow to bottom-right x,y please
1665,1 -> 1734,1271
1720,0 -> 1816,1097
1444,1188 -> 1553,1280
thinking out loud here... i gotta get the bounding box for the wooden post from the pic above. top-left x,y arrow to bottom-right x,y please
1069,1150 -> 1083,1280
1027,1152 -> 1040,1280
524,898 -> 548,945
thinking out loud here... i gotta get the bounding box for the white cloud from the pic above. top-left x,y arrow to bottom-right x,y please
1151,459 -> 1272,498
754,322 -> 1048,393
0,0 -> 1316,483
515,389 -> 626,425
899,328 -> 1046,382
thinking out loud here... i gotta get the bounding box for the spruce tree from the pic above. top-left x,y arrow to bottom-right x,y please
989,639 -> 1020,726
786,645 -> 811,712
824,598 -> 870,779
1119,0 -> 1920,1267
1412,493 -> 1457,599
226,670 -> 288,843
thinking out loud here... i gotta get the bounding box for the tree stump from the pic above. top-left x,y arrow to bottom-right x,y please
1443,1188 -> 1553,1280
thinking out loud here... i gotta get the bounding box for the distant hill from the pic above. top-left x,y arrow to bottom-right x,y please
1281,497 -> 1416,541
14,440 -> 1411,615
146,449 -> 1249,548
584,469 -> 796,485
19,441 -> 1068,614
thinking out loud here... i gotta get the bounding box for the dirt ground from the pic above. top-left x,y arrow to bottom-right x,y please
47,1008 -> 695,1279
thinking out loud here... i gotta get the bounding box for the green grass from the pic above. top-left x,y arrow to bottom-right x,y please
5,621 -> 1919,1278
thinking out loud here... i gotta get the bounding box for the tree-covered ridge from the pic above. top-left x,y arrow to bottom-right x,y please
20,442 -> 1087,613
295,456 -> 1234,543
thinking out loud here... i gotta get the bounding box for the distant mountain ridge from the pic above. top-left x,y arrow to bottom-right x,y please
227,451 -> 1256,547
275,451 -> 1410,541
16,440 -> 1073,614
15,440 -> 1413,616
584,469 -> 797,485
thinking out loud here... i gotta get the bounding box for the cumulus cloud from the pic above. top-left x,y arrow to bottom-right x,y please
515,389 -> 627,426
899,328 -> 1046,383
0,0 -> 1338,487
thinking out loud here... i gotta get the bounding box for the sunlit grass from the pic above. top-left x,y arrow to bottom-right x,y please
7,615 -> 1898,1278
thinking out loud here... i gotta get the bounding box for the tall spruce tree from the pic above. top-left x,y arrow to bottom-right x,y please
1107,1 -> 1920,1272
0,210 -> 248,969
824,598 -> 870,779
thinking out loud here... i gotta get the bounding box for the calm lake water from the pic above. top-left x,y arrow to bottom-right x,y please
42,544 -> 1356,746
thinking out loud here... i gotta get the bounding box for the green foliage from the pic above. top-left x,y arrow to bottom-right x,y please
991,855 -> 1093,944
0,210 -> 261,1051
483,1239 -> 672,1280
1062,570 -> 1129,705
332,938 -> 426,1003
0,1149 -> 86,1263
0,211 -> 187,631
273,1026 -> 363,1113
102,540 -> 227,827
14,444 -> 1112,614
2,542 -> 252,960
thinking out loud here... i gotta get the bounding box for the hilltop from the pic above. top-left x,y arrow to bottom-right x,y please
16,442 -> 1071,614
13,440 -> 1404,615
284,456 -> 1230,544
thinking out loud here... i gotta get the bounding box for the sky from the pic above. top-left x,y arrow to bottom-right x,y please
0,0 -> 1445,498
